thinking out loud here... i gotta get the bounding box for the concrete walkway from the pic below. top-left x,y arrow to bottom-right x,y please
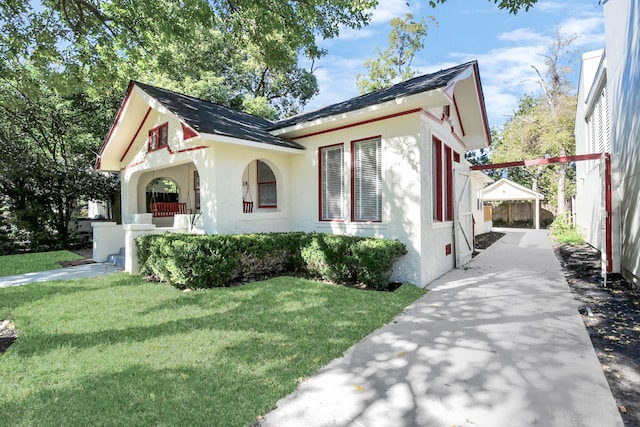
0,262 -> 123,288
261,230 -> 624,427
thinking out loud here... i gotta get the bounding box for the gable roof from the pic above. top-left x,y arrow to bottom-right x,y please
271,61 -> 480,130
133,82 -> 304,150
483,178 -> 544,201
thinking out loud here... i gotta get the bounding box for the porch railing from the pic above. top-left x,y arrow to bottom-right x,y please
150,202 -> 187,217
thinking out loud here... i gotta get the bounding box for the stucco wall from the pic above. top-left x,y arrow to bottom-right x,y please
287,112 -> 426,285
118,102 -> 474,287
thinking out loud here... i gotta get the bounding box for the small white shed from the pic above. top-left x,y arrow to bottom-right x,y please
483,178 -> 545,229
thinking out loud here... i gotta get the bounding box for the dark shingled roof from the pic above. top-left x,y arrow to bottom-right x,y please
133,81 -> 305,150
271,61 -> 477,130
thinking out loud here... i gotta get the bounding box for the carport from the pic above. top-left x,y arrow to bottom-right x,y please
471,152 -> 614,274
482,178 -> 545,230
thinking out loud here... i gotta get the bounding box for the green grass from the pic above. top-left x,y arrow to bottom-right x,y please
0,251 -> 84,276
0,274 -> 425,426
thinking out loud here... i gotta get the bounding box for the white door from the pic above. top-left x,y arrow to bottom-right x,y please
454,166 -> 473,267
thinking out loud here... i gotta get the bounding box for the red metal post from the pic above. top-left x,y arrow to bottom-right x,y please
605,153 -> 613,273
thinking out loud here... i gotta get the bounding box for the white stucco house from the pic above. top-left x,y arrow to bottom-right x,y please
93,60 -> 491,287
575,0 -> 639,283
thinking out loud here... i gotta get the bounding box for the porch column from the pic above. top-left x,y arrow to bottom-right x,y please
123,223 -> 157,274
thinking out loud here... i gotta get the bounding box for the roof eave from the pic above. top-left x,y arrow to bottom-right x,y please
271,89 -> 451,138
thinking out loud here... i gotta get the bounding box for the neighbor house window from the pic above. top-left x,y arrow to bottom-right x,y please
257,160 -> 277,208
352,137 -> 382,222
148,123 -> 169,152
319,144 -> 344,221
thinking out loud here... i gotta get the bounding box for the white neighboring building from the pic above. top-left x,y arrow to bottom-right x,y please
94,61 -> 491,287
575,0 -> 639,280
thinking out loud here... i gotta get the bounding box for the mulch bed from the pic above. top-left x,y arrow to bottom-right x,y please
57,259 -> 96,267
473,231 -> 505,255
554,243 -> 640,427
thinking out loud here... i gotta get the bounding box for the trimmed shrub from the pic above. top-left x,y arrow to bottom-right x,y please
136,232 -> 407,290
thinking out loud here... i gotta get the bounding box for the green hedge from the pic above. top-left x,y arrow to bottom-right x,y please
135,232 -> 407,290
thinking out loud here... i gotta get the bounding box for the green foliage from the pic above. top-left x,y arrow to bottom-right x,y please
0,73 -> 120,250
550,215 -> 584,245
0,274 -> 425,426
428,0 -> 538,14
357,13 -> 435,94
136,232 -> 407,290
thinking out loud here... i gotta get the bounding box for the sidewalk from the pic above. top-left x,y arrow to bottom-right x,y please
261,230 -> 624,427
0,263 -> 123,288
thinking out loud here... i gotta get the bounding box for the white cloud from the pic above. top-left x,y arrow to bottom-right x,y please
497,28 -> 552,44
558,15 -> 605,47
369,0 -> 416,24
302,55 -> 364,111
536,1 -> 571,12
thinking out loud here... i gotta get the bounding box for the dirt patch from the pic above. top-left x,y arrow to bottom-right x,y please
554,243 -> 640,426
474,231 -> 505,254
58,248 -> 95,267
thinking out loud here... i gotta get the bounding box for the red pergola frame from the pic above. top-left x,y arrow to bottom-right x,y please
471,152 -> 613,273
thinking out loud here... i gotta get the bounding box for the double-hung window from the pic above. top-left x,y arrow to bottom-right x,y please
148,123 -> 168,152
352,137 -> 382,222
257,160 -> 277,208
433,136 -> 455,222
319,144 -> 344,221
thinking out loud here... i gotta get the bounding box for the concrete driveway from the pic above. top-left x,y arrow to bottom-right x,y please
261,229 -> 623,427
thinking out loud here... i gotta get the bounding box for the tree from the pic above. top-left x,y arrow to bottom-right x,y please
490,32 -> 577,214
356,13 -> 435,94
0,71 -> 119,249
428,0 -> 538,14
531,30 -> 578,215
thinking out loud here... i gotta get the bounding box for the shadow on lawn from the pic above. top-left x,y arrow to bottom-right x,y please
1,278 -> 415,426
0,274 -> 138,312
1,363 -> 284,426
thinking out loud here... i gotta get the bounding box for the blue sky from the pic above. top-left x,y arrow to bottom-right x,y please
301,0 -> 606,128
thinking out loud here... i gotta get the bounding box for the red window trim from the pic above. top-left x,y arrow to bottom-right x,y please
433,137 -> 443,222
318,143 -> 345,222
444,145 -> 453,221
257,160 -> 277,208
351,136 -> 382,223
148,122 -> 169,152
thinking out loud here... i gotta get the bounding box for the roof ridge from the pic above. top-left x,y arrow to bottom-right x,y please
131,80 -> 274,127
270,60 -> 478,130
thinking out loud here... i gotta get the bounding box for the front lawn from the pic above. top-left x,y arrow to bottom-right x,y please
0,250 -> 84,276
0,274 -> 424,426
